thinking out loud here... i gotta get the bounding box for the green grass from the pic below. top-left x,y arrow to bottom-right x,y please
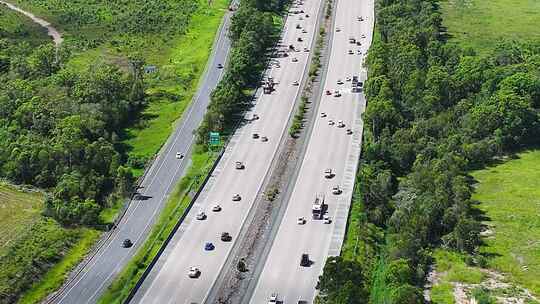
18,228 -> 100,304
0,4 -> 50,45
98,146 -> 217,304
431,282 -> 455,304
441,0 -> 540,53
123,0 -> 228,175
471,150 -> 540,296
0,183 -> 43,254
434,250 -> 485,284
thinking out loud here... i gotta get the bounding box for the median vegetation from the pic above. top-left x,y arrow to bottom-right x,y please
196,0 -> 286,143
317,0 -> 540,302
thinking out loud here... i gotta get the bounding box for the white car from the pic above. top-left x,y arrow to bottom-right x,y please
293,80 -> 299,86
328,119 -> 335,126
212,204 -> 222,212
188,266 -> 200,278
324,168 -> 333,178
346,128 -> 353,135
332,185 -> 342,195
175,152 -> 183,159
323,215 -> 331,224
196,210 -> 206,220
348,49 -> 354,55
232,194 -> 241,201
269,293 -> 278,304
337,79 -> 344,85
297,217 -> 306,225
336,27 -> 341,32
320,112 -> 327,118
337,120 -> 345,128
334,90 -> 341,97
302,29 -> 307,33
346,76 -> 351,81
292,57 -> 298,62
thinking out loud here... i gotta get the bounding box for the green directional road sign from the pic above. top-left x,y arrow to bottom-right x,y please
209,132 -> 220,146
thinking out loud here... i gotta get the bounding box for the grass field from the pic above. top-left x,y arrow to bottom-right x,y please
471,150 -> 540,296
441,0 -> 540,53
123,0 -> 228,176
0,4 -> 50,45
0,183 -> 43,254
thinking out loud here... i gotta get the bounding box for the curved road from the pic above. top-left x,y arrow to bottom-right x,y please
30,6 -> 236,304
129,0 -> 325,303
247,0 -> 375,302
0,0 -> 63,46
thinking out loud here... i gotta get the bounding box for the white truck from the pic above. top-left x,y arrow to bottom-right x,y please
312,193 -> 325,219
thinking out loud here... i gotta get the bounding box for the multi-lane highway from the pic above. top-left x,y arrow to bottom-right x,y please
47,7 -> 235,304
247,0 -> 375,302
130,0 -> 324,302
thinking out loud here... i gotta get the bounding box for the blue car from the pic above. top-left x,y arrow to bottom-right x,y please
204,242 -> 215,251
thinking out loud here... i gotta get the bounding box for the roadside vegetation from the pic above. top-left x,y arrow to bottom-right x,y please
0,0 -> 228,302
316,0 -> 540,302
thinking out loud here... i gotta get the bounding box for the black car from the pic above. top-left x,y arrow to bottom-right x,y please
300,253 -> 310,267
122,239 -> 133,248
221,232 -> 232,242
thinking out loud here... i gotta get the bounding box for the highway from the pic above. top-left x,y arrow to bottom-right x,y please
247,0 -> 375,302
130,0 -> 325,302
47,6 -> 235,304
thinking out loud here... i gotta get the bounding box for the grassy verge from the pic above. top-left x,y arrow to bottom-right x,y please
471,150 -> 540,296
0,182 -> 43,253
98,145 -> 218,304
123,0 -> 228,176
0,4 -> 50,45
18,228 -> 100,304
441,0 -> 540,53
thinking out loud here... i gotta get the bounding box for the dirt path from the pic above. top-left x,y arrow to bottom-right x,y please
0,0 -> 63,46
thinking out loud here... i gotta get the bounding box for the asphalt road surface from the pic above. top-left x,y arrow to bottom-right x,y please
248,0 -> 375,302
48,8 -> 234,304
130,0 -> 325,303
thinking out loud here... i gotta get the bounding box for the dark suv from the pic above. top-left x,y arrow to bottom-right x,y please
300,253 -> 310,267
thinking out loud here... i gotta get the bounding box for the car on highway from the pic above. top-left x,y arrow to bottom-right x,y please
334,90 -> 341,97
337,120 -> 345,128
328,119 -> 335,126
303,47 -> 309,52
337,79 -> 344,85
352,75 -> 358,83
323,215 -> 331,224
292,57 -> 298,62
320,112 -> 327,118
122,239 -> 133,248
348,49 -> 354,55
325,90 -> 332,95
297,217 -> 306,225
235,161 -> 245,170
296,24 -> 301,29
300,253 -> 310,267
332,185 -> 342,195
357,49 -> 362,54
212,204 -> 222,212
232,194 -> 241,201
204,242 -> 215,251
336,27 -> 341,32
357,16 -> 364,21
221,232 -> 232,242
293,80 -> 299,86
324,168 -> 333,178
252,113 -> 259,120
305,14 -> 309,18
261,136 -> 269,142
217,63 -> 223,69
252,133 -> 260,139
356,41 -> 362,46
298,301 -> 308,304
175,152 -> 184,159
361,34 -> 366,38
297,37 -> 303,42
188,266 -> 201,278
346,128 -> 353,135
346,76 -> 351,81
302,29 -> 307,33
268,293 -> 278,304
196,210 -> 206,220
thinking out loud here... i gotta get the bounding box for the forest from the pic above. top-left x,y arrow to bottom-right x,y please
316,0 -> 540,302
